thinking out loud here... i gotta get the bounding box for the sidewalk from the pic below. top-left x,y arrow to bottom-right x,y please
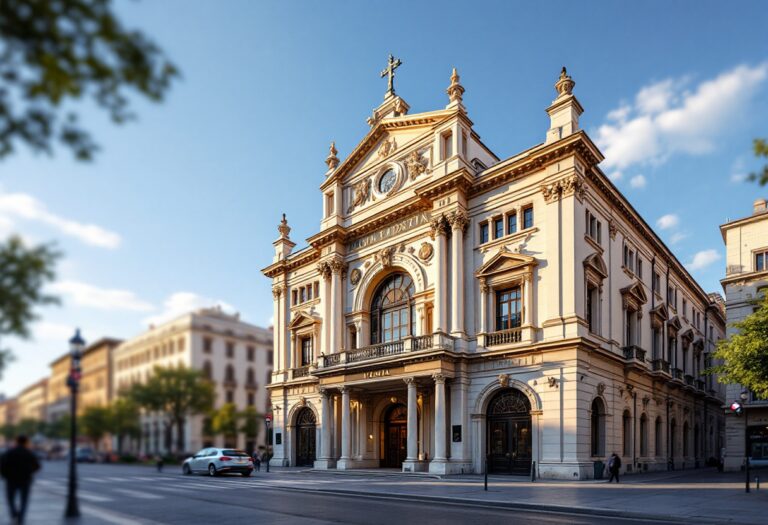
286,467 -> 768,524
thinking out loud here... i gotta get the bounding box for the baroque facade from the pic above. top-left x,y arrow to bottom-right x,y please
721,198 -> 768,470
263,63 -> 725,478
112,307 -> 273,454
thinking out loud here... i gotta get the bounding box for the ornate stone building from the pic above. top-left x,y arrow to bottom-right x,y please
721,198 -> 768,470
263,62 -> 725,478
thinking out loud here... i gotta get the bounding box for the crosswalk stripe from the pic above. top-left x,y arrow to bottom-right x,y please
112,487 -> 164,500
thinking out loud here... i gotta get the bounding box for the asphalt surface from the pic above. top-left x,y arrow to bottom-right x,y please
19,462 -> 682,525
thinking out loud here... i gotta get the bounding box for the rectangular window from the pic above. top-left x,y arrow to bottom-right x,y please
292,289 -> 298,305
652,272 -> 661,294
495,287 -> 522,331
480,223 -> 489,244
226,390 -> 234,404
461,130 -> 468,156
586,211 -> 601,243
682,298 -> 688,319
326,192 -> 334,216
247,392 -> 255,407
226,342 -> 234,358
247,346 -> 255,362
314,281 -> 319,298
306,284 -> 312,301
203,337 -> 212,354
587,284 -> 599,333
652,327 -> 660,360
756,251 -> 767,271
507,213 -> 517,235
493,217 -> 504,239
300,337 -> 313,366
523,206 -> 534,229
442,131 -> 453,159
299,287 -> 306,303
636,258 -> 643,279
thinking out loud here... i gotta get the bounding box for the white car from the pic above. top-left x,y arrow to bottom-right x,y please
182,448 -> 253,477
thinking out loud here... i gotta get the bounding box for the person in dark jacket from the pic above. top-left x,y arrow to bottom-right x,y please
607,452 -> 621,483
0,435 -> 41,524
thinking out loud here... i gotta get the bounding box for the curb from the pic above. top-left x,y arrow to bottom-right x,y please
272,485 -> 754,524
307,468 -> 442,480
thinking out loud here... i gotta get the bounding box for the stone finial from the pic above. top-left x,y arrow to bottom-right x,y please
446,67 -> 465,106
277,213 -> 291,239
325,141 -> 339,170
554,66 -> 575,98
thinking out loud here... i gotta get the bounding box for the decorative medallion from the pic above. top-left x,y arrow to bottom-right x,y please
418,242 -> 434,262
350,268 -> 362,286
498,373 -> 510,388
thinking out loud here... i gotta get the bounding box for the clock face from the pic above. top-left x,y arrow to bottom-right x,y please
378,169 -> 397,193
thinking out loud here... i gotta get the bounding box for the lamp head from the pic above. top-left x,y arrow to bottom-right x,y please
69,328 -> 85,359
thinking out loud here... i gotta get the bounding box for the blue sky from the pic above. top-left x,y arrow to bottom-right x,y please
1,0 -> 767,397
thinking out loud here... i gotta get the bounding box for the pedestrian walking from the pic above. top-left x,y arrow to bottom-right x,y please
0,435 -> 41,524
607,452 -> 621,483
155,454 -> 164,473
252,450 -> 261,472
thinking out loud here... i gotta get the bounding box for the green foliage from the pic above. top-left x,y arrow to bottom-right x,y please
128,366 -> 214,452
0,0 -> 178,160
1,423 -> 17,440
79,405 -> 111,449
211,403 -> 240,440
108,398 -> 140,454
0,236 -> 60,378
239,406 -> 261,439
15,418 -> 44,437
46,413 -> 71,440
711,295 -> 768,398
748,138 -> 768,185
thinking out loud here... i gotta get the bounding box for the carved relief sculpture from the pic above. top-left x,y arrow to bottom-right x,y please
325,141 -> 339,170
498,373 -> 510,388
375,246 -> 396,268
347,177 -> 371,213
406,150 -> 428,180
541,181 -> 562,203
418,242 -> 434,262
429,214 -> 450,239
449,210 -> 469,234
378,137 -> 397,159
349,268 -> 362,286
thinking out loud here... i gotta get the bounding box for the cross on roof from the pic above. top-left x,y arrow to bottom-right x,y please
380,54 -> 402,98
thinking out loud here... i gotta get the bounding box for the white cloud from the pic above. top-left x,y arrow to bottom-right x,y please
0,189 -> 121,248
596,63 -> 768,170
608,170 -> 623,181
630,175 -> 647,189
670,232 -> 689,245
143,292 -> 236,327
656,213 -> 680,230
50,280 -> 154,312
686,249 -> 721,271
33,321 -> 75,342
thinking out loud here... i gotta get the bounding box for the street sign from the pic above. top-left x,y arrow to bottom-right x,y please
265,414 -> 272,428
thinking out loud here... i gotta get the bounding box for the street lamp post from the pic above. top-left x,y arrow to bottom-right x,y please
65,328 -> 85,518
265,414 -> 272,473
740,390 -> 750,493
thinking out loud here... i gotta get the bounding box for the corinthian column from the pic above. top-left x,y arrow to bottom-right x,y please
430,373 -> 448,474
431,216 -> 449,333
449,211 -> 468,336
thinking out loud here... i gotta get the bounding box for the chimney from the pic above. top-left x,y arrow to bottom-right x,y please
753,198 -> 767,215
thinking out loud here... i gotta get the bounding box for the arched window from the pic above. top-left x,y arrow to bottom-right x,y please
591,398 -> 606,457
622,410 -> 632,457
246,367 -> 255,385
655,417 -> 663,457
225,364 -> 235,383
370,273 -> 415,344
202,360 -> 212,380
683,422 -> 690,457
640,414 -> 648,456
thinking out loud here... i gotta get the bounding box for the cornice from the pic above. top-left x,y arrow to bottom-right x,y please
262,248 -> 321,278
414,168 -> 474,200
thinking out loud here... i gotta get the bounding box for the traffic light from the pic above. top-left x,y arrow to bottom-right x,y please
730,401 -> 743,415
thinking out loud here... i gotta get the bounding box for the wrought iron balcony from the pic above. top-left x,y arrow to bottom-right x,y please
623,345 -> 646,362
291,366 -> 312,379
487,327 -> 522,347
672,368 -> 683,381
651,359 -> 670,373
319,333 -> 454,369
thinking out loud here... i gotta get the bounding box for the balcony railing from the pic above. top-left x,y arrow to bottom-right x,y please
651,359 -> 670,373
696,379 -> 706,391
487,328 -> 522,346
347,340 -> 405,364
323,353 -> 342,367
292,366 -> 311,379
684,374 -> 695,386
672,368 -> 683,380
623,345 -> 646,362
413,335 -> 433,351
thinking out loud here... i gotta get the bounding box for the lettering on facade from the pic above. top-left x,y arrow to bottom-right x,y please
288,385 -> 314,396
485,356 -> 539,370
363,369 -> 391,379
347,212 -> 431,250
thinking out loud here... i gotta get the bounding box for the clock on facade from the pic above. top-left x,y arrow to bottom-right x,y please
378,169 -> 397,193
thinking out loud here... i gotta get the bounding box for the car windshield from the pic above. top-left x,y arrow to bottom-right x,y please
221,449 -> 249,457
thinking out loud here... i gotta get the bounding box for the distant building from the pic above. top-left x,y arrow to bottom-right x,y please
112,307 -> 272,455
0,398 -> 18,447
721,198 -> 768,470
16,378 -> 49,424
263,63 -> 726,478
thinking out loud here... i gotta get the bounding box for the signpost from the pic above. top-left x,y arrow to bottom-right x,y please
265,414 -> 272,473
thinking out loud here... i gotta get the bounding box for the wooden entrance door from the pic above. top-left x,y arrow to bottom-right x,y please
487,389 -> 532,475
383,404 -> 408,468
295,408 -> 316,467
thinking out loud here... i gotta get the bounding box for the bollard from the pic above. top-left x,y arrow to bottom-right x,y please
484,455 -> 489,491
530,461 -> 536,482
755,476 -> 760,491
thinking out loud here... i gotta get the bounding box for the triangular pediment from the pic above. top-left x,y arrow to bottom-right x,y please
476,248 -> 538,278
668,315 -> 682,331
680,328 -> 694,342
287,311 -> 320,330
583,253 -> 608,279
650,303 -> 669,321
620,282 -> 648,304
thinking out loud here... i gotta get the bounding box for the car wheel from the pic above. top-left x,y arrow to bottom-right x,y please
241,470 -> 252,477
182,464 -> 191,476
208,464 -> 217,477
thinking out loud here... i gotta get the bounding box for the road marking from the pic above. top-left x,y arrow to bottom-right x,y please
81,503 -> 167,525
106,476 -> 129,482
112,488 -> 164,500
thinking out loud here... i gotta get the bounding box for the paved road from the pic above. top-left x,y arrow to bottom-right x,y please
19,462 -> 678,525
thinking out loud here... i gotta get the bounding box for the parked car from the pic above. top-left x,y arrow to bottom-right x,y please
75,447 -> 97,463
182,448 -> 253,477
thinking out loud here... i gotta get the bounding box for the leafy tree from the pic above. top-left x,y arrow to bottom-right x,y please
0,0 -> 178,160
129,366 -> 214,453
79,405 -> 111,450
0,236 -> 59,378
46,413 -> 72,440
108,398 -> 140,454
1,423 -> 16,441
15,418 -> 44,437
239,406 -> 261,443
748,138 -> 768,185
711,295 -> 768,398
211,403 -> 240,446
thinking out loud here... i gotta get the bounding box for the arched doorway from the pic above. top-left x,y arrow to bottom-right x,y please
295,408 -> 316,467
383,404 -> 407,468
487,389 -> 532,474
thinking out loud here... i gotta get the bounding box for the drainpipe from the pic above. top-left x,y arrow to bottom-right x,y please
633,390 -> 638,472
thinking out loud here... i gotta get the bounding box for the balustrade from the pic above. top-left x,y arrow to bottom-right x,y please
487,328 -> 522,346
